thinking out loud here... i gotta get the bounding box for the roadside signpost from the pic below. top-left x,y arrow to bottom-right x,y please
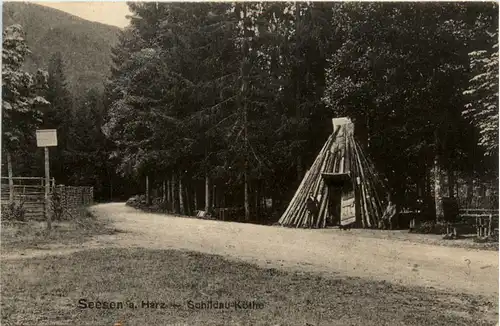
36,129 -> 58,230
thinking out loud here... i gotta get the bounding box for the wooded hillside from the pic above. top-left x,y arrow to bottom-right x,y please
3,2 -> 120,97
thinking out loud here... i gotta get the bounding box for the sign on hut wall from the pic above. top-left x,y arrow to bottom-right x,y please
341,193 -> 356,225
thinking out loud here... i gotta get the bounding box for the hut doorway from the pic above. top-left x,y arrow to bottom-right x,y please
322,172 -> 355,227
327,186 -> 342,226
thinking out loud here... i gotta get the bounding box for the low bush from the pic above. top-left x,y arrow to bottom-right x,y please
151,197 -> 169,212
412,221 -> 447,235
126,195 -> 146,209
126,195 -> 170,213
50,191 -> 64,221
1,200 -> 26,222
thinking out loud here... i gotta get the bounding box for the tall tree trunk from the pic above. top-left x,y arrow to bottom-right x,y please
145,175 -> 150,205
172,173 -> 178,213
167,176 -> 172,204
433,156 -> 444,222
295,2 -> 303,182
7,151 -> 13,202
222,185 -> 226,207
166,178 -> 171,211
194,185 -> 198,211
244,163 -> 250,221
205,174 -> 211,213
241,4 -> 250,222
466,176 -> 474,206
296,157 -> 303,181
213,184 -> 217,209
186,181 -> 192,215
425,163 -> 431,199
162,180 -> 166,202
179,171 -> 184,215
255,182 -> 260,221
447,169 -> 455,198
417,176 -> 423,198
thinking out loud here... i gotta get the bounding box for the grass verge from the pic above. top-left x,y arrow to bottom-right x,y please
1,209 -> 119,251
1,248 -> 497,326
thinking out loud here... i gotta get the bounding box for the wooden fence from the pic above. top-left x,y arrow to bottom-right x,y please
1,177 -> 93,221
0,177 -> 54,220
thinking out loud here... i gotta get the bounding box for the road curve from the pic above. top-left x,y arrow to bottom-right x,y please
92,203 -> 499,300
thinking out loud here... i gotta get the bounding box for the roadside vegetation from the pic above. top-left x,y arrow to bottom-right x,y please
1,208 -> 117,251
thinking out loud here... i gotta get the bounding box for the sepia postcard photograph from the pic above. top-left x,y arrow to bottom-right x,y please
1,1 -> 499,325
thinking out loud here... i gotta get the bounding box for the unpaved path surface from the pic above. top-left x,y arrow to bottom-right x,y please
5,203 -> 499,301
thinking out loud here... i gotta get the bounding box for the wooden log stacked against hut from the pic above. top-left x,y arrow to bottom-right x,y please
278,117 -> 389,229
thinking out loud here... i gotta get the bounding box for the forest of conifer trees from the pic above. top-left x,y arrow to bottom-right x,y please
3,2 -> 498,223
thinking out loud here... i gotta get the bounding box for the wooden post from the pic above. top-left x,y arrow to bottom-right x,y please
213,184 -> 217,209
476,217 -> 480,237
205,174 -> 211,213
488,214 -> 493,237
162,180 -> 166,202
433,158 -> 444,222
45,147 -> 51,230
466,177 -> 474,205
255,186 -> 259,219
171,174 -> 177,213
7,151 -> 14,202
179,172 -> 184,215
447,169 -> 455,198
166,178 -> 171,210
194,186 -> 198,211
145,175 -> 150,205
184,182 -> 191,215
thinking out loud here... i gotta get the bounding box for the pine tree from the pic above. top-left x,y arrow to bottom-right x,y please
43,51 -> 73,184
463,31 -> 499,156
2,24 -> 49,190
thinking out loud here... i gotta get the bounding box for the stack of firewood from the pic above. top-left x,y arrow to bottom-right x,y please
278,120 -> 389,229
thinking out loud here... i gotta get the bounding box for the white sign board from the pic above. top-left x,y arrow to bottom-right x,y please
36,129 -> 58,147
341,196 -> 356,226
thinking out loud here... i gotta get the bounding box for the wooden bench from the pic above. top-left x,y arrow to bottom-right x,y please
458,209 -> 499,239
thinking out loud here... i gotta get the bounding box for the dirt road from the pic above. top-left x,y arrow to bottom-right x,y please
4,202 -> 495,301
71,203 -> 497,301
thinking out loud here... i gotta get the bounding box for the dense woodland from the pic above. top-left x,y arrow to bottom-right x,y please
2,2 -> 498,223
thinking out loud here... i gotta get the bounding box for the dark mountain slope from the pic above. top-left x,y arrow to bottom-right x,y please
3,2 -> 122,97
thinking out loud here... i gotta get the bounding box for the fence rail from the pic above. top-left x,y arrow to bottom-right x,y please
459,208 -> 499,216
1,176 -> 55,187
1,180 -> 93,221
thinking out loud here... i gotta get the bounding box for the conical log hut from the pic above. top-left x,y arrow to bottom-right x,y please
278,117 -> 390,228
